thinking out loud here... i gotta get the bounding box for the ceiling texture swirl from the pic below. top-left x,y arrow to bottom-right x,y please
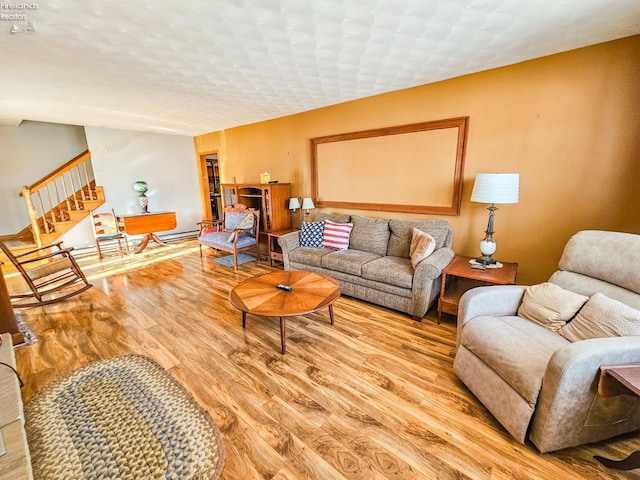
1,0 -> 639,135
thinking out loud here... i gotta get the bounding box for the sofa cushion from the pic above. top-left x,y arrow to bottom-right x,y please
289,246 -> 333,267
314,212 -> 351,224
361,256 -> 414,289
300,220 -> 325,247
349,215 -> 390,256
321,249 -> 380,276
387,220 -> 450,258
410,228 -> 436,269
559,292 -> 640,341
322,220 -> 353,250
517,282 -> 589,332
461,315 -> 570,403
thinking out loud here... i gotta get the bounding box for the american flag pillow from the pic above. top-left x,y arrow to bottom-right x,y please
322,220 -> 353,250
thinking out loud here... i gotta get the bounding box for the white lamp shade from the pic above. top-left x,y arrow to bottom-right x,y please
288,197 -> 301,210
301,197 -> 315,210
471,173 -> 519,204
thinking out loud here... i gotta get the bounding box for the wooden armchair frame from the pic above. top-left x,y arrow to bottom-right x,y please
0,240 -> 92,308
197,204 -> 261,270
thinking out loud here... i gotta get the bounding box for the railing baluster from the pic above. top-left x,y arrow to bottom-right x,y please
61,175 -> 72,213
82,160 -> 94,200
75,166 -> 85,201
45,185 -> 56,226
68,170 -> 79,210
52,179 -> 65,221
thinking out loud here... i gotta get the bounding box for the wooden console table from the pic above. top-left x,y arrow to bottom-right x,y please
116,211 -> 177,254
594,364 -> 640,470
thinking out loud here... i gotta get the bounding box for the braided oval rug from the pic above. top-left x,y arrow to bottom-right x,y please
25,355 -> 225,480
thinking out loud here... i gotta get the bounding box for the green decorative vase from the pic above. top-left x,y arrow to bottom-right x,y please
133,181 -> 149,213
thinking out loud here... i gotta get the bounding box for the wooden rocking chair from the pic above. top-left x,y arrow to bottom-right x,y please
0,240 -> 92,308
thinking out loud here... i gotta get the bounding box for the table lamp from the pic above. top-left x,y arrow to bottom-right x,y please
470,173 -> 519,265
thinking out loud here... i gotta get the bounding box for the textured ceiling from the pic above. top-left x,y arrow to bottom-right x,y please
1,0 -> 639,136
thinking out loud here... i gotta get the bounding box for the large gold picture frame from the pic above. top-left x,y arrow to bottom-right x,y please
311,116 -> 468,215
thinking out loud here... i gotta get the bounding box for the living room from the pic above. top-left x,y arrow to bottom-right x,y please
1,2 -> 639,479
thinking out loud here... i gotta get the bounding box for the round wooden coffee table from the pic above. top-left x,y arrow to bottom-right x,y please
229,270 -> 341,354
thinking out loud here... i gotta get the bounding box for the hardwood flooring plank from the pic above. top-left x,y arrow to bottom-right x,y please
8,239 -> 640,480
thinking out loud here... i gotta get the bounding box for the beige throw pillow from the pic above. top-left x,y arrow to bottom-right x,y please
227,213 -> 255,242
410,228 -> 436,269
517,282 -> 589,332
559,292 -> 640,342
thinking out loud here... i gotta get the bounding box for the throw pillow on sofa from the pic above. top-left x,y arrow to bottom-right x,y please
300,221 -> 325,247
322,220 -> 353,250
559,292 -> 640,341
410,228 -> 436,269
517,282 -> 589,332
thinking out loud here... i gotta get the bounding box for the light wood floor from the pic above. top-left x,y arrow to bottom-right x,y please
8,239 -> 640,480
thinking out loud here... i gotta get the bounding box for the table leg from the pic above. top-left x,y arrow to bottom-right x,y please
280,317 -> 286,354
134,233 -> 169,254
242,312 -> 247,329
329,304 -> 335,325
149,233 -> 168,246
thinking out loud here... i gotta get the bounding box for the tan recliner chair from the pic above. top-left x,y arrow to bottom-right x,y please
453,230 -> 640,452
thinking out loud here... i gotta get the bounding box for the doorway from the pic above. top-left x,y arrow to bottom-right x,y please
206,154 -> 222,220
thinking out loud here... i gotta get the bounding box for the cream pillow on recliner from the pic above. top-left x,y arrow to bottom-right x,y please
559,292 -> 640,341
517,282 -> 589,332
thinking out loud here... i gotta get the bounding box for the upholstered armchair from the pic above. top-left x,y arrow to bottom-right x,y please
197,204 -> 261,270
453,230 -> 640,452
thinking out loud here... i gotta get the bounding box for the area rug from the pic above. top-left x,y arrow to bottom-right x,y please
14,312 -> 37,347
214,252 -> 257,267
25,355 -> 225,480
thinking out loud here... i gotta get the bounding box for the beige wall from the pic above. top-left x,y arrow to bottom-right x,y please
195,35 -> 640,285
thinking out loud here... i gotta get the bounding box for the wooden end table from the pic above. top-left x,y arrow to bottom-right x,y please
229,271 -> 341,354
267,229 -> 297,267
594,364 -> 640,470
438,255 -> 518,324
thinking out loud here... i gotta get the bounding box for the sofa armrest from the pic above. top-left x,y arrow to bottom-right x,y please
457,285 -> 526,345
278,231 -> 300,270
413,247 -> 455,286
530,336 -> 640,452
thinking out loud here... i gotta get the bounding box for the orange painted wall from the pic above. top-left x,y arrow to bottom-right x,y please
195,35 -> 640,284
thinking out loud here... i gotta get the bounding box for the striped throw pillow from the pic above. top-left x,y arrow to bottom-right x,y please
322,220 -> 353,250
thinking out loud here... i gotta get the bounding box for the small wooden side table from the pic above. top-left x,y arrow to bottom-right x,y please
594,364 -> 640,470
267,229 -> 297,267
438,255 -> 518,323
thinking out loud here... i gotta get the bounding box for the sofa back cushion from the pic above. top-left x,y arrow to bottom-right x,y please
558,230 -> 640,295
314,212 -> 351,224
387,219 -> 450,258
349,215 -> 390,256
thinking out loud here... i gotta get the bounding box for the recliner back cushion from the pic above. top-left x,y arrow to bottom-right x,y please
558,230 -> 640,295
387,220 -> 450,258
348,215 -> 390,256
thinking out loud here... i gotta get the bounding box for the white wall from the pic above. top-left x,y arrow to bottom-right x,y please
60,127 -> 201,248
0,121 -> 88,235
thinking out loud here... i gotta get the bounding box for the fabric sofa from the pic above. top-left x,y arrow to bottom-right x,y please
0,333 -> 33,480
278,213 -> 454,319
453,230 -> 640,452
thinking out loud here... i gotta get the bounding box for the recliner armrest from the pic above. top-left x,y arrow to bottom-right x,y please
457,285 -> 526,346
531,336 -> 640,452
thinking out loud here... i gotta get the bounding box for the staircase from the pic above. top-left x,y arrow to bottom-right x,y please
0,150 -> 104,266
